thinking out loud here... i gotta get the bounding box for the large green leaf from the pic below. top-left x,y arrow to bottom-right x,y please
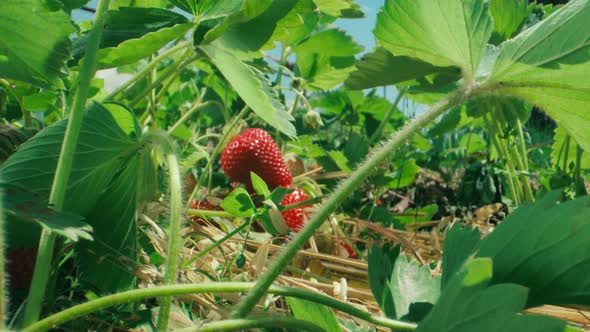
375,0 -> 493,78
2,183 -> 92,242
416,258 -> 570,332
489,0 -> 590,153
295,29 -> 363,90
97,23 -> 192,69
390,254 -> 441,320
1,102 -> 149,292
203,0 -> 273,43
209,0 -> 299,59
201,42 -> 296,136
367,244 -> 399,319
441,224 -> 480,289
0,0 -> 75,88
489,0 -> 532,45
77,154 -> 144,292
265,0 -> 319,47
287,297 -> 341,332
475,191 -> 590,307
345,48 -> 461,90
73,7 -> 188,57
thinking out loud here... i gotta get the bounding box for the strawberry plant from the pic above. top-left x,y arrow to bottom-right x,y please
0,0 -> 590,331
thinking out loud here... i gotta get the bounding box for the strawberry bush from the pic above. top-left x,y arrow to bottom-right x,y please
1,0 -> 590,331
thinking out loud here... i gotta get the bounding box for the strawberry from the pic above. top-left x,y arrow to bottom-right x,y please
221,128 -> 292,191
280,187 -> 310,233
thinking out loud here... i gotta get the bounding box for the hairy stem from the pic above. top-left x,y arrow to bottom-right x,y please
232,89 -> 468,318
177,317 -> 326,332
0,188 -> 5,328
156,152 -> 184,331
22,0 -> 111,325
23,283 -> 416,332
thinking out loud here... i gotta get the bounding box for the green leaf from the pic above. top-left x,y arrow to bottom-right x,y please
268,0 -> 319,47
97,23 -> 192,69
396,204 -> 438,225
295,29 -> 363,90
287,297 -> 342,332
459,133 -> 487,155
388,159 -> 420,190
368,244 -> 399,319
390,254 -> 441,320
328,150 -> 352,173
375,0 -> 493,78
489,0 -> 532,45
209,0 -> 299,59
2,183 -> 93,242
441,224 -> 480,289
416,258 -> 568,332
201,42 -> 296,137
58,0 -> 91,11
22,91 -> 59,112
489,0 -> 590,153
0,0 -> 75,88
220,187 -> 256,218
551,126 -> 590,170
475,191 -> 590,307
250,172 -> 270,197
345,48 -> 461,90
1,103 -> 141,245
77,154 -> 145,292
203,0 -> 273,43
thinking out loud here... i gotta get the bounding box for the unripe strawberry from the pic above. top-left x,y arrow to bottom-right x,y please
221,128 -> 292,191
280,187 -> 310,233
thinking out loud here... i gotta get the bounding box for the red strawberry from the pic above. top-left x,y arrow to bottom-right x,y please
221,128 -> 292,191
280,187 -> 310,233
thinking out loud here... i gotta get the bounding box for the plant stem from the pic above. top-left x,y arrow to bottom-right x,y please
168,93 -> 214,135
104,40 -> 190,101
23,282 -> 417,332
232,89 -> 468,319
563,135 -> 571,172
128,52 -> 195,108
369,88 -> 406,144
516,119 -> 529,170
156,152 -> 184,331
176,317 -> 326,332
22,0 -> 111,325
574,144 -> 586,196
510,142 -> 535,203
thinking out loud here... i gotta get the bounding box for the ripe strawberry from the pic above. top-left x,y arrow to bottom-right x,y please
221,128 -> 292,191
280,187 -> 310,233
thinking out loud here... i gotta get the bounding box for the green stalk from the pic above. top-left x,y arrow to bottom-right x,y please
176,317 -> 326,332
483,115 -> 518,204
157,152 -> 184,331
232,89 -> 468,318
516,119 -> 529,170
23,282 -> 416,332
369,88 -> 406,144
127,52 -> 195,108
563,135 -> 571,172
574,144 -> 586,196
510,142 -> 535,203
22,0 -> 111,325
168,95 -> 214,135
104,40 -> 190,101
